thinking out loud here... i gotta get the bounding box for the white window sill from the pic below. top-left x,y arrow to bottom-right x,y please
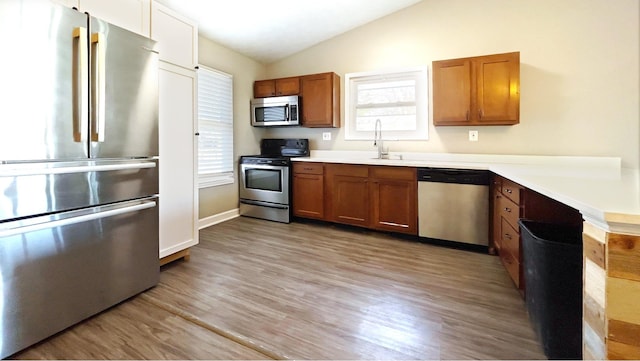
199,173 -> 234,189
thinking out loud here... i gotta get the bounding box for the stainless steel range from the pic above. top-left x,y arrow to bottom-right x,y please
239,139 -> 309,223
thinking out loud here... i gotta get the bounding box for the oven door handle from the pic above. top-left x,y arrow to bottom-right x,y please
240,199 -> 289,210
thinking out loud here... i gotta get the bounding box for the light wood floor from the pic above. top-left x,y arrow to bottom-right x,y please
14,217 -> 544,360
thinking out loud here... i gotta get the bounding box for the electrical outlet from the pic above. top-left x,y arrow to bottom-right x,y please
469,130 -> 479,142
322,132 -> 331,141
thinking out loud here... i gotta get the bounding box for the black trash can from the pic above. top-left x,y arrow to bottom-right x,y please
519,220 -> 583,360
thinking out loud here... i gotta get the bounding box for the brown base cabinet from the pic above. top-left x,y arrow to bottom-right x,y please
491,174 -> 582,295
325,164 -> 370,227
293,163 -> 417,236
369,166 -> 417,234
292,163 -> 325,220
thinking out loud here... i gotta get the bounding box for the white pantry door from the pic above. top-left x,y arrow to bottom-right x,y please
158,61 -> 198,258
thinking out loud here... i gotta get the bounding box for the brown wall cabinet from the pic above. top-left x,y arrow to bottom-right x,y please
253,76 -> 300,98
292,162 -> 325,220
300,72 -> 340,128
297,163 -> 417,235
491,174 -> 582,295
433,52 -> 520,126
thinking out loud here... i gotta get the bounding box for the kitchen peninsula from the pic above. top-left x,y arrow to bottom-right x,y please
293,150 -> 640,359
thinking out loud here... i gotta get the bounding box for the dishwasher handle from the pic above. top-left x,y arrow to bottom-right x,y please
417,168 -> 490,185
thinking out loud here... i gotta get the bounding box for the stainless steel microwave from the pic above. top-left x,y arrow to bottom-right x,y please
250,95 -> 300,126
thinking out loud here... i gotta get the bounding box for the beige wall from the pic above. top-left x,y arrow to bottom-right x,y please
198,36 -> 266,219
263,0 -> 640,169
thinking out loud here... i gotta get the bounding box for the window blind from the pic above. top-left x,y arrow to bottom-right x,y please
197,66 -> 234,187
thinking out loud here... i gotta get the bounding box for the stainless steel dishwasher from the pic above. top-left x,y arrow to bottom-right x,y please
417,168 -> 490,247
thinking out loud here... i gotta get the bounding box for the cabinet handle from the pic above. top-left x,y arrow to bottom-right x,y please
478,109 -> 484,119
504,207 -> 511,213
304,167 -> 313,171
466,110 -> 470,121
504,233 -> 512,240
505,189 -> 513,194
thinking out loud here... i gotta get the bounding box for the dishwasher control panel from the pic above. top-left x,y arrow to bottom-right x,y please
417,168 -> 489,185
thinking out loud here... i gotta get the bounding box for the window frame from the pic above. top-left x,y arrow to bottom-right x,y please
344,66 -> 429,141
197,65 -> 234,188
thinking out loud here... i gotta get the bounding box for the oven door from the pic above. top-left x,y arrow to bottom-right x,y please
239,163 -> 289,205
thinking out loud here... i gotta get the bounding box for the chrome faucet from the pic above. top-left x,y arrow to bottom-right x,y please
373,118 -> 388,159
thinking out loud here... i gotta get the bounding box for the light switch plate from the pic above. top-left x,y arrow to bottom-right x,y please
322,132 -> 331,141
469,130 -> 479,142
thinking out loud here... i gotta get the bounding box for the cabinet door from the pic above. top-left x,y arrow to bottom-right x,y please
370,179 -> 417,235
158,62 -> 198,258
300,72 -> 340,128
432,58 -> 472,125
79,0 -> 151,37
476,52 -> 520,124
293,173 -> 324,219
330,175 -> 369,227
276,77 -> 300,96
254,80 -> 275,98
151,1 -> 198,69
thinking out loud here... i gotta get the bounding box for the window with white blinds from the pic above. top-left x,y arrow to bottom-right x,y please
345,66 -> 428,140
197,66 -> 234,188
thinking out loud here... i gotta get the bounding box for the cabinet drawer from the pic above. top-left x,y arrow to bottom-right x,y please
499,250 -> 520,288
492,176 -> 503,194
326,164 -> 368,178
293,162 -> 323,175
501,178 -> 521,204
370,166 -> 416,181
498,194 -> 520,229
500,217 -> 520,260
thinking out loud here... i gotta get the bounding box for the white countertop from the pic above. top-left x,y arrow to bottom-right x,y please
293,150 -> 640,235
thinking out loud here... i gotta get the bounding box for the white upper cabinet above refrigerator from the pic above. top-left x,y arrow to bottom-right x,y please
51,0 -> 151,37
151,1 -> 198,69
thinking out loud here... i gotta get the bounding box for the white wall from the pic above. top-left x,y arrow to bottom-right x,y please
263,0 -> 640,169
198,36 -> 266,219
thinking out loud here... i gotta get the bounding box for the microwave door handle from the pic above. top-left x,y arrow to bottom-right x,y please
284,104 -> 289,122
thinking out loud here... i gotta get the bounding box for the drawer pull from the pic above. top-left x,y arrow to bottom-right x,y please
504,233 -> 512,240
504,207 -> 512,213
304,167 -> 313,171
505,189 -> 513,194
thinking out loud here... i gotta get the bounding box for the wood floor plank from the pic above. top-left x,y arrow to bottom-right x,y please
11,296 -> 270,360
12,216 -> 544,359
146,217 -> 544,359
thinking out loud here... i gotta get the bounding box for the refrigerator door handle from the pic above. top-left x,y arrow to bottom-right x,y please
0,160 -> 156,177
72,27 -> 88,143
0,200 -> 157,238
91,32 -> 106,142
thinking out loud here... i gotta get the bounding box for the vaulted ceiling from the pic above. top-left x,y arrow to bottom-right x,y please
155,0 -> 423,64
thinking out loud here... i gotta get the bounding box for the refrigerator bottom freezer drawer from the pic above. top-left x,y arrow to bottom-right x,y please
0,198 -> 159,359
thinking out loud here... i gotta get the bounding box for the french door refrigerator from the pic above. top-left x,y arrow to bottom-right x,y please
0,1 -> 159,358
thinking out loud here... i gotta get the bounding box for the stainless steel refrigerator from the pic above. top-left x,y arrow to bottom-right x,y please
0,1 -> 159,358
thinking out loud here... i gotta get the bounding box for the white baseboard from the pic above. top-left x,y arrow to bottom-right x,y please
198,208 -> 240,230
